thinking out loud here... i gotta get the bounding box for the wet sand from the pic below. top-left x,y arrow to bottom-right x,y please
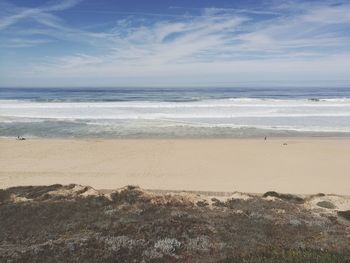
0,138 -> 349,194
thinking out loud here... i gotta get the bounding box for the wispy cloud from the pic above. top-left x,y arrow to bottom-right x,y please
0,37 -> 53,48
1,0 -> 350,86
0,0 -> 82,30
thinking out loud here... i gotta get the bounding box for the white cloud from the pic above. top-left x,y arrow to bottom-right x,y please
0,0 -> 82,30
0,37 -> 52,48
55,54 -> 104,68
1,0 -> 350,86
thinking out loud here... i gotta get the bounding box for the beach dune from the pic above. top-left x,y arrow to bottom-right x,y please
0,138 -> 349,194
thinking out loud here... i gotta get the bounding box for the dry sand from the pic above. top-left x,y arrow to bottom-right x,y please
0,138 -> 349,194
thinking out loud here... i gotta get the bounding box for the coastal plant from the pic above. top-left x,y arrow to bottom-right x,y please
1,185 -> 350,262
154,238 -> 182,256
338,210 -> 350,221
263,191 -> 304,203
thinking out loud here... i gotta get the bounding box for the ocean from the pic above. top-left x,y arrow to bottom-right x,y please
1,87 -> 350,138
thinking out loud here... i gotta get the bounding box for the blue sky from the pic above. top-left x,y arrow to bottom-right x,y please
0,0 -> 350,87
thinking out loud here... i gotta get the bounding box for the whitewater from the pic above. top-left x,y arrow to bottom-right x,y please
1,87 -> 350,137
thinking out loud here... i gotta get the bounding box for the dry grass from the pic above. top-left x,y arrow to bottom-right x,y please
0,184 -> 349,262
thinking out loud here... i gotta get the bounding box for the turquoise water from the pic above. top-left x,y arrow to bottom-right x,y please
1,87 -> 350,138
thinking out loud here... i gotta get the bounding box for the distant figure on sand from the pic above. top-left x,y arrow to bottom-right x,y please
16,136 -> 26,141
264,136 -> 267,141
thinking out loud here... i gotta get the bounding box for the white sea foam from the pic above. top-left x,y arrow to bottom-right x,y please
1,98 -> 350,133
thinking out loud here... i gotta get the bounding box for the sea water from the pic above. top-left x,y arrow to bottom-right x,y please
1,87 -> 350,138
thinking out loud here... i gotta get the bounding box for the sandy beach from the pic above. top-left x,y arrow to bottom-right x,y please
0,138 -> 349,194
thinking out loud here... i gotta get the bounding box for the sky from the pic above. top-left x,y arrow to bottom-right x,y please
0,0 -> 350,88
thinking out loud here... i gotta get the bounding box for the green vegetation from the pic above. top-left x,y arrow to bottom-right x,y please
338,210 -> 350,221
263,191 -> 304,203
221,249 -> 350,263
0,185 -> 349,262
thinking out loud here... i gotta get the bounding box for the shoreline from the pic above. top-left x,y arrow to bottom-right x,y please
2,133 -> 350,140
1,138 -> 350,194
